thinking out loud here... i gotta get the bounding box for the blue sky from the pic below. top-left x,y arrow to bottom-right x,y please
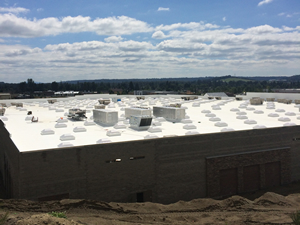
0,0 -> 299,83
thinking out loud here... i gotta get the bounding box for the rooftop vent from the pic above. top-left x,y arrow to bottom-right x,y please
246,107 -> 255,111
73,126 -> 87,132
236,111 -> 247,115
183,124 -> 197,130
236,115 -> 248,120
60,134 -> 75,141
25,115 -> 34,121
185,131 -> 200,135
201,110 -> 211,114
205,113 -> 216,117
57,142 -> 73,148
283,122 -> 296,126
41,129 -> 55,135
106,130 -> 121,136
148,127 -> 162,133
254,110 -> 264,114
275,109 -> 285,112
253,125 -> 267,129
209,117 -> 221,121
268,113 -> 279,117
57,117 -> 68,123
244,119 -> 257,124
96,138 -> 112,144
230,108 -> 240,112
181,119 -> 193,124
215,122 -> 228,127
278,117 -> 291,122
114,123 -> 127,129
212,106 -> 221,110
220,127 -> 235,132
152,121 -> 162,126
192,103 -> 200,107
285,112 -> 296,116
239,105 -> 247,109
144,134 -> 159,139
55,109 -> 64,112
55,123 -> 67,128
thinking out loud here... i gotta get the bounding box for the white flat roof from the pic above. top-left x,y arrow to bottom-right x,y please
1,95 -> 300,152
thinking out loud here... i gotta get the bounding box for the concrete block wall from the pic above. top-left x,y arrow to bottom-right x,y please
2,123 -> 300,203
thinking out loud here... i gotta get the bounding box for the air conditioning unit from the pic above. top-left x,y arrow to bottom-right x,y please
125,107 -> 151,119
93,109 -> 118,126
129,115 -> 152,130
153,106 -> 185,122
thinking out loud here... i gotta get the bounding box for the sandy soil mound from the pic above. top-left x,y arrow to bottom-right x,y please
10,214 -> 79,225
0,192 -> 299,224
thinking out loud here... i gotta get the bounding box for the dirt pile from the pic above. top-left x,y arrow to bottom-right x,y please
0,192 -> 299,224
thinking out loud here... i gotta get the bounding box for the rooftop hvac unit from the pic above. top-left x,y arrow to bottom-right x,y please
67,108 -> 87,120
129,115 -> 152,130
250,98 -> 264,105
98,99 -> 111,105
95,104 -> 106,109
93,109 -> 118,126
153,106 -> 185,122
125,107 -> 151,119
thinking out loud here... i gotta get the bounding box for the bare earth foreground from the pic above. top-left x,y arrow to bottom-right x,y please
1,191 -> 300,225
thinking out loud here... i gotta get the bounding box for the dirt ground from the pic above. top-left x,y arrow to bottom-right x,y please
2,183 -> 300,225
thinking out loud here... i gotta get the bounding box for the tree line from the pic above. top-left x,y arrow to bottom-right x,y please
1,77 -> 300,97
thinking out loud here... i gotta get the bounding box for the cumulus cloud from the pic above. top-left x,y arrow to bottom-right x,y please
104,36 -> 123,42
0,7 -> 29,14
223,17 -> 226,21
0,14 -> 153,38
158,7 -> 169,11
0,19 -> 300,82
37,8 -> 44,12
258,0 -> 273,6
152,30 -> 167,39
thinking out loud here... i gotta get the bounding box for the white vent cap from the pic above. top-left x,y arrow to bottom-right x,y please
278,117 -> 291,122
114,124 -> 127,129
236,111 -> 247,115
254,110 -> 264,114
244,119 -> 257,124
275,109 -> 285,112
181,119 -> 193,124
236,115 -> 248,120
201,110 -> 211,114
268,113 -> 279,117
60,134 -> 75,141
205,113 -> 216,117
58,142 -> 74,148
214,122 -> 228,127
0,116 -> 8,121
285,112 -> 296,116
230,108 -> 240,112
84,121 -> 96,126
209,117 -> 221,121
41,129 -> 55,135
55,123 -> 67,128
185,131 -> 200,135
253,125 -> 267,129
220,127 -> 234,132
148,127 -> 162,133
283,122 -> 296,127
106,130 -> 121,136
144,134 -> 159,139
73,126 -> 87,132
183,124 -> 197,130
96,138 -> 112,144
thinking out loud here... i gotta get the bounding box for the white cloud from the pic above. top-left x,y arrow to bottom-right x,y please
37,8 -> 43,12
104,36 -> 123,42
152,30 -> 167,39
278,12 -> 285,16
258,0 -> 273,6
0,6 -> 29,14
156,21 -> 219,31
223,17 -> 226,21
158,7 -> 169,11
0,14 -> 153,38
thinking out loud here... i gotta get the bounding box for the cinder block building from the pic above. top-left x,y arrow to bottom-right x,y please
0,94 -> 300,203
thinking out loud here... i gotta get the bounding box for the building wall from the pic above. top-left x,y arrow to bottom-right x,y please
0,120 -> 20,198
2,122 -> 300,203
